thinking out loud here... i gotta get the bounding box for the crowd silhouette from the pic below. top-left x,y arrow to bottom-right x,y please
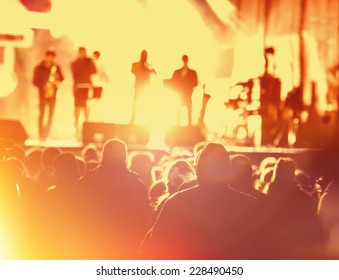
0,137 -> 338,260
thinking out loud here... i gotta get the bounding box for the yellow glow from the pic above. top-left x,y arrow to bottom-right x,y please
0,1 -> 48,34
0,47 -> 17,98
5,0 -> 329,147
236,126 -> 247,140
47,0 -> 226,145
0,231 -> 8,259
247,114 -> 261,136
0,214 -> 20,259
144,86 -> 181,148
0,1 -> 27,30
232,34 -> 264,82
288,118 -> 298,146
206,0 -> 236,25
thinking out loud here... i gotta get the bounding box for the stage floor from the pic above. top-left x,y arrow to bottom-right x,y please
24,137 -> 324,175
24,138 -> 318,154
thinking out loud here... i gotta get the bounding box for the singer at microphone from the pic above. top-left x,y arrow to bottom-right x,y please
130,50 -> 156,124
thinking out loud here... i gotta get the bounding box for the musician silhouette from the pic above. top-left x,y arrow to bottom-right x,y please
131,50 -> 156,124
33,49 -> 64,141
92,50 -> 109,85
71,47 -> 97,135
260,47 -> 281,121
167,55 -> 198,126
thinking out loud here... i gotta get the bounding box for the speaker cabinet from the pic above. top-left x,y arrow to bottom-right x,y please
82,122 -> 150,145
165,126 -> 205,147
0,119 -> 28,145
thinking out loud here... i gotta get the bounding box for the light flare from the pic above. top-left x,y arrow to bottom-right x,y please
0,231 -> 8,259
136,85 -> 181,148
47,0 -> 225,145
0,47 -> 18,98
1,0 -> 331,146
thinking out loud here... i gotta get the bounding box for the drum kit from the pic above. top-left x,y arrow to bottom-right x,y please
210,75 -> 283,147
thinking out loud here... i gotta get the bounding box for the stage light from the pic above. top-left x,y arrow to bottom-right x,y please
287,118 -> 298,146
236,126 -> 247,141
300,111 -> 309,123
143,87 -> 182,149
240,91 -> 247,100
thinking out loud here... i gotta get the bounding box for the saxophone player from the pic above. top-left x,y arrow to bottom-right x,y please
33,49 -> 64,141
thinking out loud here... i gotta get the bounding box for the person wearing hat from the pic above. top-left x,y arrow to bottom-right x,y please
33,48 -> 64,141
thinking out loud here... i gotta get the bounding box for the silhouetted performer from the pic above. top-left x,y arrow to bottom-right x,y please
71,47 -> 97,135
33,49 -> 64,140
260,47 -> 281,121
131,50 -> 156,124
166,55 -> 198,126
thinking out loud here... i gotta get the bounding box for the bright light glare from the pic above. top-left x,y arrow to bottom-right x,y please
0,48 -> 18,98
4,0 -> 329,145
236,126 -> 247,140
0,232 -> 7,259
45,0 -> 226,146
206,0 -> 236,24
143,86 -> 181,148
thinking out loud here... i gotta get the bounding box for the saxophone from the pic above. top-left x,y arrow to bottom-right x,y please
44,65 -> 58,99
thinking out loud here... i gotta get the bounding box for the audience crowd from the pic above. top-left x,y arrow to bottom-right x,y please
0,136 -> 338,259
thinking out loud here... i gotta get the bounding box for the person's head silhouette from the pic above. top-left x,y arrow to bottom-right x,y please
101,138 -> 127,168
196,143 -> 231,187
